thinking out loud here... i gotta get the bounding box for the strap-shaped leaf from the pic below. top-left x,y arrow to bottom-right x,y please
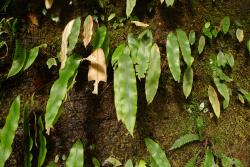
214,78 -> 230,109
146,44 -> 161,104
169,133 -> 199,150
23,44 -> 47,71
60,17 -> 81,69
183,67 -> 193,98
208,85 -> 221,118
135,30 -> 153,79
111,43 -> 125,67
166,32 -> 181,82
144,138 -> 171,167
128,33 -> 139,64
68,17 -> 81,54
37,117 -> 47,167
66,140 -> 84,167
0,96 -> 20,167
114,47 -> 137,135
126,0 -> 136,17
176,29 -> 194,67
220,16 -> 230,34
198,35 -> 205,55
203,149 -> 215,167
45,55 -> 81,134
92,26 -> 107,49
7,40 -> 26,78
24,103 -> 33,167
189,30 -> 196,46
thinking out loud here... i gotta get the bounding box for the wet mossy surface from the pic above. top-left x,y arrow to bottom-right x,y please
0,0 -> 249,166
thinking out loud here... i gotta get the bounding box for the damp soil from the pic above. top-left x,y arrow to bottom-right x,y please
0,0 -> 250,166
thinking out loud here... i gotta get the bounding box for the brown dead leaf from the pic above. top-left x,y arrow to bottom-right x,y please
131,21 -> 149,27
28,13 -> 39,26
208,85 -> 220,118
45,0 -> 53,9
60,19 -> 74,69
82,15 -> 93,48
86,48 -> 107,94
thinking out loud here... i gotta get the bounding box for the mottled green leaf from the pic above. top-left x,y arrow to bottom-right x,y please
135,30 -> 153,79
92,26 -> 107,49
114,47 -> 137,135
220,16 -> 230,34
67,17 -> 81,54
125,159 -> 133,167
166,32 -> 181,82
214,78 -> 230,109
45,55 -> 81,134
203,149 -> 215,167
92,157 -> 100,167
66,140 -> 84,167
128,33 -> 139,64
170,134 -> 199,150
184,151 -> 200,167
144,138 -> 171,167
46,58 -> 57,69
111,43 -> 125,67
24,103 -> 33,167
23,44 -> 47,71
176,29 -> 194,67
7,40 -> 26,78
189,30 -> 196,46
165,0 -> 175,7
183,67 -> 193,98
208,85 -> 220,118
126,0 -> 136,17
198,36 -> 205,55
37,117 -> 47,167
0,96 -> 20,167
146,44 -> 161,104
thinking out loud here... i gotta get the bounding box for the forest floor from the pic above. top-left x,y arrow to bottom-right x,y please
0,0 -> 250,166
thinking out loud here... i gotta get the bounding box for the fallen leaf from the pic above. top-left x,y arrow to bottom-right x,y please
236,28 -> 244,43
45,0 -> 53,9
60,19 -> 74,69
131,21 -> 149,27
86,48 -> 107,94
28,13 -> 39,26
83,15 -> 93,48
208,85 -> 220,118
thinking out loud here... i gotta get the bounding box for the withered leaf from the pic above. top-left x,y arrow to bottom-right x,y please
86,48 -> 107,94
83,15 -> 93,48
